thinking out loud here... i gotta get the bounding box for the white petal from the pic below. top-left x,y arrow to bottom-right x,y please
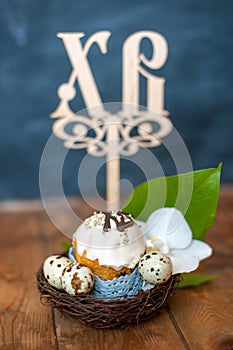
172,240 -> 212,261
170,254 -> 199,274
169,240 -> 212,274
146,208 -> 192,249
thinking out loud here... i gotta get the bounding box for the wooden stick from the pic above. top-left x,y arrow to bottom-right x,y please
106,123 -> 120,211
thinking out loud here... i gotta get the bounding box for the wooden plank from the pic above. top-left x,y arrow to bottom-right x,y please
0,187 -> 232,349
0,212 -> 56,350
0,196 -> 96,215
53,308 -> 187,350
168,188 -> 233,350
168,270 -> 233,350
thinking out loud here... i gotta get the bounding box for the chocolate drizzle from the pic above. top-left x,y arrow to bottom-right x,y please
100,211 -> 134,232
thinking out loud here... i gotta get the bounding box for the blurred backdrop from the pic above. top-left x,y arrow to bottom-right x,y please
0,0 -> 232,200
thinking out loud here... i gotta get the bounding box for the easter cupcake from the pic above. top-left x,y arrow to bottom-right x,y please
72,211 -> 146,281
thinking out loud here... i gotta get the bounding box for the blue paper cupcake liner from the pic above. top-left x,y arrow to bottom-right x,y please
68,247 -> 143,299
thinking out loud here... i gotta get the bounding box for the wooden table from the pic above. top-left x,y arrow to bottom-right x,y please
0,187 -> 233,350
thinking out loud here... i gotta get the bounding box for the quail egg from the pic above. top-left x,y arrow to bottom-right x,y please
43,255 -> 72,289
61,263 -> 94,295
138,251 -> 172,284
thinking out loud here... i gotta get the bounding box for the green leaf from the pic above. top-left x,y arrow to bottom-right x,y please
123,164 -> 221,241
178,272 -> 218,288
61,241 -> 72,252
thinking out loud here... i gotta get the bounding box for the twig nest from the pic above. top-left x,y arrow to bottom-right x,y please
43,255 -> 72,289
61,263 -> 94,295
37,263 -> 180,328
138,252 -> 172,285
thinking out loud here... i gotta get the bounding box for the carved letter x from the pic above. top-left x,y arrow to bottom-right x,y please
51,31 -> 111,118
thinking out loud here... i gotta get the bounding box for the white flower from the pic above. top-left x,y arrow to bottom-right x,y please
136,208 -> 212,275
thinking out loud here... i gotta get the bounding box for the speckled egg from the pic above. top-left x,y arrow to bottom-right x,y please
43,255 -> 72,289
61,263 -> 94,295
138,252 -> 172,285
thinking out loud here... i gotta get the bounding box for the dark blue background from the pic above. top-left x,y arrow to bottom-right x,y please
0,0 -> 232,200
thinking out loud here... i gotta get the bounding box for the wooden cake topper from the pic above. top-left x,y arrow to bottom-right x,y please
51,31 -> 173,211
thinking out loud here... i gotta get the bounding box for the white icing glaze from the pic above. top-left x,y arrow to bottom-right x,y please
73,215 -> 146,270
